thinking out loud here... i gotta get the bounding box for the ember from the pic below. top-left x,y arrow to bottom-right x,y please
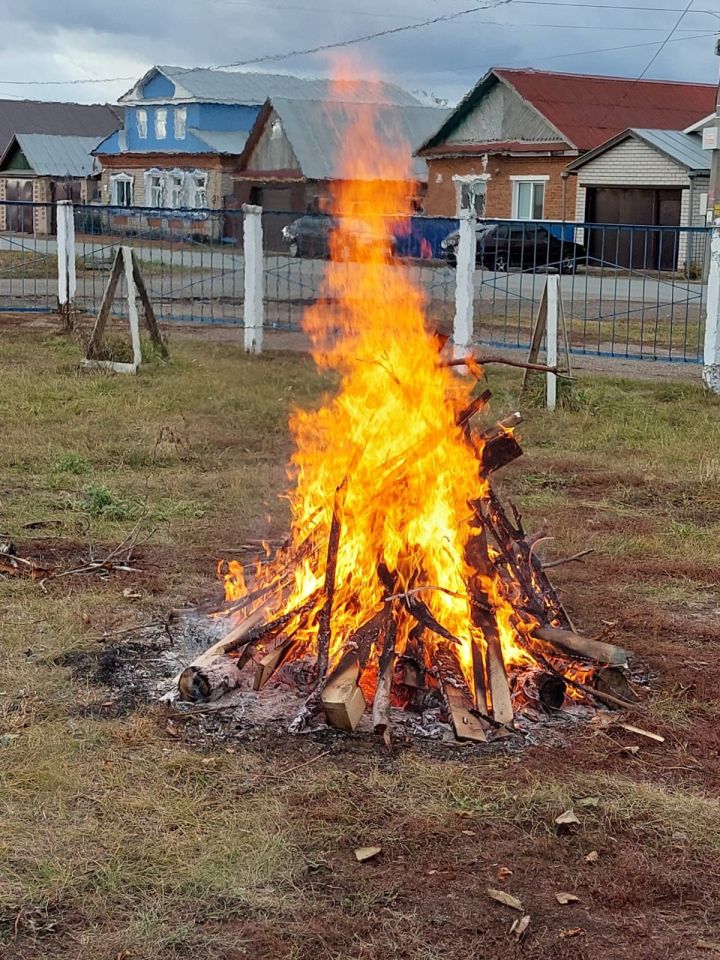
177,74 -> 632,741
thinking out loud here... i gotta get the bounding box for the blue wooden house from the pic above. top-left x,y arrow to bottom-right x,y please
94,65 -> 419,239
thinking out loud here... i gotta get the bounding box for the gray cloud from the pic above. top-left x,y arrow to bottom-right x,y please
0,0 -> 716,105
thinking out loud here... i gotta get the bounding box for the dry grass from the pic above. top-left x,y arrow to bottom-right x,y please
1,324 -> 720,958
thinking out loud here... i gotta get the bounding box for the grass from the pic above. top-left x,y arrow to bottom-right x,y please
1,323 -> 720,958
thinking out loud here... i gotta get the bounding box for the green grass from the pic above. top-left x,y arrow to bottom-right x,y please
2,325 -> 720,958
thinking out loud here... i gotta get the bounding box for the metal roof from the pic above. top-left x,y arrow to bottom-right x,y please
122,66 -> 420,107
421,68 -> 716,154
565,128 -> 710,174
3,134 -> 101,177
190,129 -> 249,154
252,99 -> 449,180
0,100 -> 120,159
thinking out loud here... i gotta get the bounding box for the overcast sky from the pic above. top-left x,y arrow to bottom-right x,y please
0,0 -> 718,106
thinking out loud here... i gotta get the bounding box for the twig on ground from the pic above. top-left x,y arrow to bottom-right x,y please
441,355 -> 573,376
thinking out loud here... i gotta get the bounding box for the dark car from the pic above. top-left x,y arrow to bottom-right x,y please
281,214 -> 393,259
441,221 -> 585,273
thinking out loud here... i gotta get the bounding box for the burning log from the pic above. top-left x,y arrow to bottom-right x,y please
593,666 -> 638,706
316,477 -> 348,685
321,649 -> 366,732
178,655 -> 243,703
516,670 -> 567,712
253,637 -> 298,690
372,607 -> 398,741
436,647 -> 488,742
531,625 -> 627,666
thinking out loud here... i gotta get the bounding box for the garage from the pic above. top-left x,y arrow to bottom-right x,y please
566,128 -> 710,273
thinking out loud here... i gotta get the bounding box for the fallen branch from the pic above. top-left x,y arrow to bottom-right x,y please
442,355 -> 571,376
542,549 -> 594,570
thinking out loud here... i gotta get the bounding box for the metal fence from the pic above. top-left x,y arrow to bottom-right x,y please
0,200 -> 714,366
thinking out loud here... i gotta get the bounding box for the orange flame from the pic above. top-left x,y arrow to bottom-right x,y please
220,65 -> 537,698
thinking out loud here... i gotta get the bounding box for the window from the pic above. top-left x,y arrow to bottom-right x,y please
512,178 -> 547,219
191,171 -> 208,209
111,174 -> 133,207
136,109 -> 147,140
169,172 -> 185,208
149,173 -> 164,207
270,118 -> 283,140
174,106 -> 187,139
155,108 -> 167,140
453,176 -> 488,217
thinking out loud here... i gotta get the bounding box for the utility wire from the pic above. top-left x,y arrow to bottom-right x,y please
542,27 -> 715,60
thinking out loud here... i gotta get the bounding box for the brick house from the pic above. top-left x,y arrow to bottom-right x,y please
416,68 -> 716,222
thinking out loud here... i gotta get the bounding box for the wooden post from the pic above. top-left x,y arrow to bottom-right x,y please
243,204 -> 264,354
453,209 -> 477,363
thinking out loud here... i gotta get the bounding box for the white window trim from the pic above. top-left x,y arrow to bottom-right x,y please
511,175 -> 548,219
452,173 -> 490,217
155,108 -> 167,140
110,172 -> 134,207
191,169 -> 208,209
144,168 -> 165,208
136,108 -> 147,140
174,106 -> 187,140
168,168 -> 187,208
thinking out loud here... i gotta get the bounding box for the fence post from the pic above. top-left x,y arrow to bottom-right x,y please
453,209 -> 477,360
56,200 -> 76,330
242,203 -> 264,353
703,220 -> 720,394
546,274 -> 559,411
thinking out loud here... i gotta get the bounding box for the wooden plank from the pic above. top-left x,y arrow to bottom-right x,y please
253,636 -> 297,690
532,625 -> 628,666
486,629 -> 514,726
436,647 -> 487,742
85,248 -> 123,360
131,249 -> 168,357
521,283 -> 547,390
321,650 -> 366,732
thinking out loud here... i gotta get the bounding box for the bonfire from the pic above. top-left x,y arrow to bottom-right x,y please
176,81 -> 631,742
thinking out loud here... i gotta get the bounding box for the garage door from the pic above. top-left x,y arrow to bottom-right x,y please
585,187 -> 681,271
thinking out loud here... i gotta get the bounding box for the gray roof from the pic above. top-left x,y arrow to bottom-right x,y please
190,128 -> 249,154
4,133 -> 101,177
122,66 -> 420,106
632,129 -> 710,172
0,100 -> 120,159
257,99 -> 450,180
567,127 -> 710,173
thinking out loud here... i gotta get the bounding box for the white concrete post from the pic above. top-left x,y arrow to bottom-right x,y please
242,204 -> 264,354
546,274 -> 559,411
453,209 -> 477,360
56,200 -> 76,306
121,246 -> 142,370
703,220 -> 720,394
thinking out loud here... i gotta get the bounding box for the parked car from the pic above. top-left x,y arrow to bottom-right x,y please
281,214 -> 394,259
441,221 -> 586,273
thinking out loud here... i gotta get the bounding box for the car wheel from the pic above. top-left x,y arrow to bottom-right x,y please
288,240 -> 299,257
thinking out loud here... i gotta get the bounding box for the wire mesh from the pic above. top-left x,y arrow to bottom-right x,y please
0,202 -> 57,313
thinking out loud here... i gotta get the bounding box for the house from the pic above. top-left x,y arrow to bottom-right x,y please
94,65 -> 420,240
564,128 -> 711,270
416,68 -> 716,223
0,99 -> 120,234
233,97 -> 449,245
0,134 -> 102,234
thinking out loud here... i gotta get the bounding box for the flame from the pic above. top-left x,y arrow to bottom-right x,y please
219,66 -> 543,703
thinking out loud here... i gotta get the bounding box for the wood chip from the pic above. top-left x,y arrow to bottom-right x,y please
497,865 -> 513,882
487,888 -> 524,911
354,846 -> 382,862
585,850 -> 599,863
510,915 -> 530,940
621,745 -> 641,756
620,723 -> 665,743
560,928 -> 585,939
576,796 -> 599,808
555,892 -> 580,905
555,808 -> 580,826
697,941 -> 720,953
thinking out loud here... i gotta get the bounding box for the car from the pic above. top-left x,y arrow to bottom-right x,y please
281,214 -> 393,259
440,221 -> 586,273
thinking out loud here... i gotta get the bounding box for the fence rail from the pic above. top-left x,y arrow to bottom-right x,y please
0,200 -> 716,372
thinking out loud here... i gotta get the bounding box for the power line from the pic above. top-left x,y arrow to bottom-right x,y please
633,0 -> 696,79
541,27 -> 715,60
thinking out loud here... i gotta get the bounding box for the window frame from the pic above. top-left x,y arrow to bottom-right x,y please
148,172 -> 165,208
452,174 -> 490,218
110,173 -> 134,207
174,106 -> 187,140
191,171 -> 208,209
155,108 -> 167,140
168,170 -> 186,208
136,109 -> 148,140
510,175 -> 549,220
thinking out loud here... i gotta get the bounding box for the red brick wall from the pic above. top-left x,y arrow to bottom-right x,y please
424,156 -> 578,220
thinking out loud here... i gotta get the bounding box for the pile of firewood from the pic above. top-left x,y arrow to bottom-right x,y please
176,387 -> 633,743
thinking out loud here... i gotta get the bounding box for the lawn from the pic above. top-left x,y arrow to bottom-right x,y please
1,323 -> 720,960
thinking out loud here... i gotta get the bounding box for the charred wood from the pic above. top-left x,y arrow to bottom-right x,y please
372,608 -> 398,741
316,477 -> 348,685
436,647 -> 488,742
531,625 -> 628,666
178,655 -> 243,703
